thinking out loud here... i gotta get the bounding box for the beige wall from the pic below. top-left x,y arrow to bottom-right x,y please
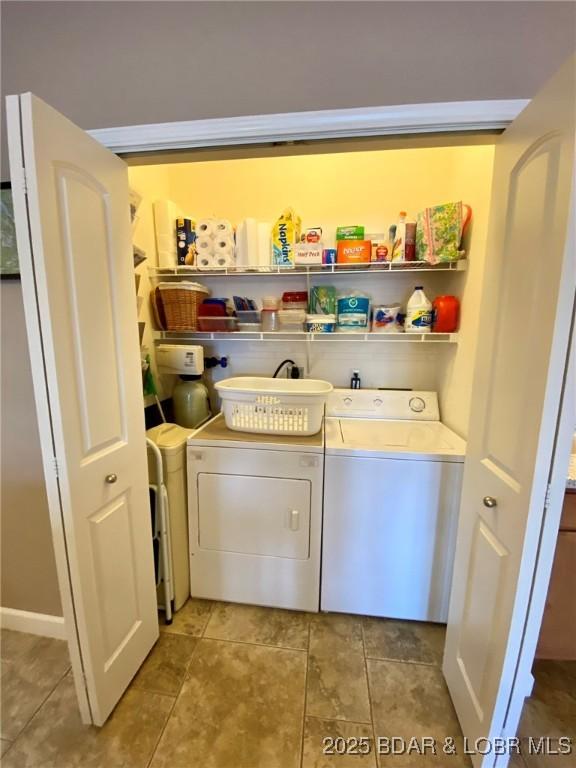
1,281 -> 62,616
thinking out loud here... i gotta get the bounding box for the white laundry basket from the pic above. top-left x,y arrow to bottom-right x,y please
215,377 -> 333,436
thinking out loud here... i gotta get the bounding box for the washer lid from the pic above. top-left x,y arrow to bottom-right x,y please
341,419 -> 411,447
327,417 -> 466,461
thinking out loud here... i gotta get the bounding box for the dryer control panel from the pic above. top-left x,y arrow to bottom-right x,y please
325,389 -> 440,421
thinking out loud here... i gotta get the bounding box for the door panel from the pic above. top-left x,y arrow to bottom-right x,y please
444,57 -> 575,766
6,93 -> 158,726
483,138 -> 562,484
457,520 -> 509,721
58,166 -> 126,455
89,493 -> 141,662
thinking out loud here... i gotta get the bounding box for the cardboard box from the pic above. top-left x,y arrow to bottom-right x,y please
337,240 -> 371,264
176,218 -> 196,265
336,225 -> 365,241
294,243 -> 323,265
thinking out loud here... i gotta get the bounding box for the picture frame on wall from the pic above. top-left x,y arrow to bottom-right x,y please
1,182 -> 20,279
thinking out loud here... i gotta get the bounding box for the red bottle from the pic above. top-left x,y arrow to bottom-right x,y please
432,295 -> 460,332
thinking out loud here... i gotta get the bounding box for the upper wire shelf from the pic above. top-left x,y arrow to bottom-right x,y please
148,261 -> 467,279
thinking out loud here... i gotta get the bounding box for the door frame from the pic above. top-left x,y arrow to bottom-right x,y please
9,94 -> 570,743
86,99 -> 528,155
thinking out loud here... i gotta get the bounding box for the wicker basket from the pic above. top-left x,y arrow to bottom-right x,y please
157,282 -> 210,331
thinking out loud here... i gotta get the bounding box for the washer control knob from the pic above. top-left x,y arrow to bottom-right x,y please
343,397 -> 353,406
373,398 -> 383,407
409,397 -> 426,413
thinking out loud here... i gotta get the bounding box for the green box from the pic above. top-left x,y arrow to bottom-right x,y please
309,286 -> 337,315
336,225 -> 365,241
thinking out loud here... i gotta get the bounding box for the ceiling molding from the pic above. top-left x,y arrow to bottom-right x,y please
88,100 -> 529,154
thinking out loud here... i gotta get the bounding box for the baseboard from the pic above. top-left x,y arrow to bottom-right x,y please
0,606 -> 66,640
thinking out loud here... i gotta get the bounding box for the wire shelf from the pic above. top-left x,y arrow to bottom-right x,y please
154,331 -> 459,343
148,261 -> 467,279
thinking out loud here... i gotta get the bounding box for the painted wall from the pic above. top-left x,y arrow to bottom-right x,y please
2,1 -> 574,133
138,140 -> 495,437
1,281 -> 62,616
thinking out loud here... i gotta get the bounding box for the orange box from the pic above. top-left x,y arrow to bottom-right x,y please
337,240 -> 372,264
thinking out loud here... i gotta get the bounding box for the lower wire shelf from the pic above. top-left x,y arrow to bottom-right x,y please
155,331 -> 459,343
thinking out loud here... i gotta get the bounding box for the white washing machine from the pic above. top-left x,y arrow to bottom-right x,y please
322,389 -> 466,623
187,414 -> 323,612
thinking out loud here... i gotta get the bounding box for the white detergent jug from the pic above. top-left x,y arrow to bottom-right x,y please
405,286 -> 432,333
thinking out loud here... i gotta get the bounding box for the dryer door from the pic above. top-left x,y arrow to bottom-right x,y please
198,473 -> 311,559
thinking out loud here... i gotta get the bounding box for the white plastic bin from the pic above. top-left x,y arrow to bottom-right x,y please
215,377 -> 333,435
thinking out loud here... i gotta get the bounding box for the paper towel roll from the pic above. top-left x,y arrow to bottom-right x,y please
197,253 -> 216,270
213,236 -> 235,253
153,200 -> 182,268
235,218 -> 258,268
257,222 -> 272,268
213,219 -> 233,238
196,235 -> 214,255
197,219 -> 215,238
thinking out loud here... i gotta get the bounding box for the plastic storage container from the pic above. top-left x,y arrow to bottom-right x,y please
282,291 -> 308,311
197,316 -> 238,332
261,309 -> 280,332
278,309 -> 306,331
432,295 -> 460,332
262,296 -> 279,310
237,323 -> 262,332
235,309 -> 261,325
215,377 -> 333,435
306,313 -> 336,332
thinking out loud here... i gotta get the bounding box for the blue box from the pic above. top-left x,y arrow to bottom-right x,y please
323,248 -> 336,265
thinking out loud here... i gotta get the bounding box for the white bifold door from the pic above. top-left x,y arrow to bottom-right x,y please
5,53 -> 575,740
6,94 -> 158,726
442,57 -> 575,766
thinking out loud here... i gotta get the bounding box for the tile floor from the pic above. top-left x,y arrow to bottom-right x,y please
514,659 -> 576,768
0,600 -> 471,767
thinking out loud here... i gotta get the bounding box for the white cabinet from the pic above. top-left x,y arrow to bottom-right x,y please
187,444 -> 323,611
321,455 -> 463,622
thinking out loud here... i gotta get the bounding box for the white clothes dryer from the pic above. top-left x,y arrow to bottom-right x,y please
187,414 -> 323,612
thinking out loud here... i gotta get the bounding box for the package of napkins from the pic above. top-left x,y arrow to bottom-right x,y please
416,202 -> 471,264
